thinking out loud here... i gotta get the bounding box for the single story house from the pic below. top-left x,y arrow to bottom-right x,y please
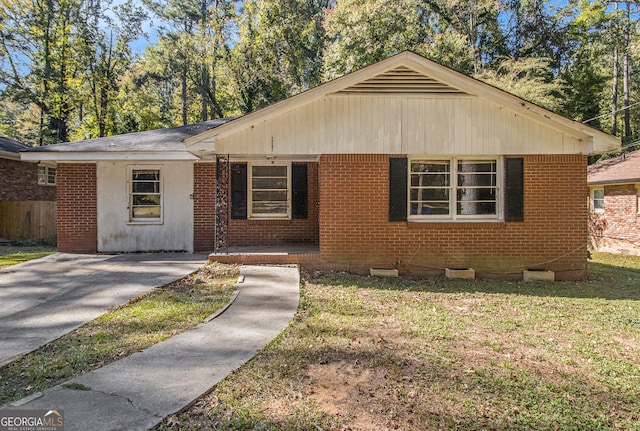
22,51 -> 619,279
587,150 -> 640,255
1,136 -> 56,241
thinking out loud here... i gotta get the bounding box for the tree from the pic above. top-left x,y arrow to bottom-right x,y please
475,57 -> 566,111
143,0 -> 236,124
80,0 -> 147,138
322,0 -> 423,79
230,0 -> 328,112
1,0 -> 87,144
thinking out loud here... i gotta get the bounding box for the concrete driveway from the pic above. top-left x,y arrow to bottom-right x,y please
0,253 -> 207,366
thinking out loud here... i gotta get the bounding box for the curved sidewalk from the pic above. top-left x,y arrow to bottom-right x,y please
0,253 -> 207,366
4,265 -> 300,431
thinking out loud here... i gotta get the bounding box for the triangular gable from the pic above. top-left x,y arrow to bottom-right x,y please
185,51 -> 619,154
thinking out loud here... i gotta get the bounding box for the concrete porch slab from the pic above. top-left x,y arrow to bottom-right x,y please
210,245 -> 320,265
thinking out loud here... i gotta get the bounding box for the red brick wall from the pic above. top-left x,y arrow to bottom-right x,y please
229,162 -> 320,246
56,163 -> 97,253
316,154 -> 588,280
193,162 -> 216,253
0,158 -> 56,201
590,184 -> 640,255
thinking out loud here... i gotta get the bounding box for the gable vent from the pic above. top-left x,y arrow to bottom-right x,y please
335,66 -> 469,96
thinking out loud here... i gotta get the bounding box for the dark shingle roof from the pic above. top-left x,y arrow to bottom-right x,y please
23,119 -> 231,153
0,136 -> 29,154
588,150 -> 640,185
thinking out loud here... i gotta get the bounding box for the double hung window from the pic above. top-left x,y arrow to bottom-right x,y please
37,166 -> 57,186
130,168 -> 162,222
409,158 -> 498,220
250,165 -> 290,218
591,188 -> 604,212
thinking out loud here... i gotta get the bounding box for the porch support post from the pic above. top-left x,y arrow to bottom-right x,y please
215,155 -> 230,253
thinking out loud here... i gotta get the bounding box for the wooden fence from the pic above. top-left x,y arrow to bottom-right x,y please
0,201 -> 56,241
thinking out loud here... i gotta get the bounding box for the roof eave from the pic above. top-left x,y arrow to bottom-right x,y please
0,150 -> 21,160
20,151 -> 199,162
588,178 -> 640,186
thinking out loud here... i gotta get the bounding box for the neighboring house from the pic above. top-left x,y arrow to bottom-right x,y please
0,137 -> 57,241
587,150 -> 640,255
22,52 -> 619,279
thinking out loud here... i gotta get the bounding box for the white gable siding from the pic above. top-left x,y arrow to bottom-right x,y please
215,96 -> 584,156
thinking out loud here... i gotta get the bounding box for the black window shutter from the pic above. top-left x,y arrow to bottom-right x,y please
389,158 -> 408,222
230,163 -> 247,219
291,164 -> 308,219
505,157 -> 524,222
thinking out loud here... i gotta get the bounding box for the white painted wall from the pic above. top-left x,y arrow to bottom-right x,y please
96,161 -> 194,252
215,96 -> 584,156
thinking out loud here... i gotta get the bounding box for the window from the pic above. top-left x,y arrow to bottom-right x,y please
231,163 -> 309,220
250,164 -> 289,218
591,187 -> 604,212
409,158 -> 498,220
130,168 -> 161,221
37,166 -> 56,186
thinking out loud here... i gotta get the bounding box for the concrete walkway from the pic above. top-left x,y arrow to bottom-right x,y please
0,253 -> 207,366
4,265 -> 300,431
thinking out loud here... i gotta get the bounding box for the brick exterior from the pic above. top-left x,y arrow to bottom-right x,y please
0,158 -> 56,201
313,154 -> 588,280
56,163 -> 97,253
228,162 -> 320,246
589,183 -> 640,255
193,162 -> 216,253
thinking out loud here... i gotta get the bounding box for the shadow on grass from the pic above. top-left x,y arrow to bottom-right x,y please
306,262 -> 640,301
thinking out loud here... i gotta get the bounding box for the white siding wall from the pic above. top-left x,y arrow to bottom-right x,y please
216,96 -> 583,155
96,161 -> 194,252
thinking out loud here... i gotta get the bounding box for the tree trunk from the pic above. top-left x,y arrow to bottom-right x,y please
181,66 -> 188,126
623,2 -> 632,142
611,3 -> 619,136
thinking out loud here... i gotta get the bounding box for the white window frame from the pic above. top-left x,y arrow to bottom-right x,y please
248,162 -> 291,220
37,165 -> 57,186
128,165 -> 163,224
408,157 -> 502,221
590,187 -> 604,213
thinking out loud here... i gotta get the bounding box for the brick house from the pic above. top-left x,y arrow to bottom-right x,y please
588,150 -> 640,255
22,52 -> 619,279
1,137 -> 56,241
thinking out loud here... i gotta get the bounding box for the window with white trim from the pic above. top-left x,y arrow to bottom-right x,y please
130,168 -> 162,222
37,166 -> 57,186
249,164 -> 290,219
591,187 -> 604,212
409,158 -> 499,220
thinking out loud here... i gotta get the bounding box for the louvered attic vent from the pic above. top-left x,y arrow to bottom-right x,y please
336,66 -> 469,96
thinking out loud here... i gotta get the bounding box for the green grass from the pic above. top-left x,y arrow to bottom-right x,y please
157,252 -> 640,431
0,262 -> 239,406
0,245 -> 56,268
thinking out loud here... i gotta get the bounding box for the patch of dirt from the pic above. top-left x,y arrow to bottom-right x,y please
305,361 -> 381,430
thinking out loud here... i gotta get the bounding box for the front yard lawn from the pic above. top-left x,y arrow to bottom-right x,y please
0,244 -> 56,269
158,252 -> 640,431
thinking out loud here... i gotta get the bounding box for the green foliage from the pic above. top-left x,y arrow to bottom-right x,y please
475,57 -> 566,111
1,0 -> 639,147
